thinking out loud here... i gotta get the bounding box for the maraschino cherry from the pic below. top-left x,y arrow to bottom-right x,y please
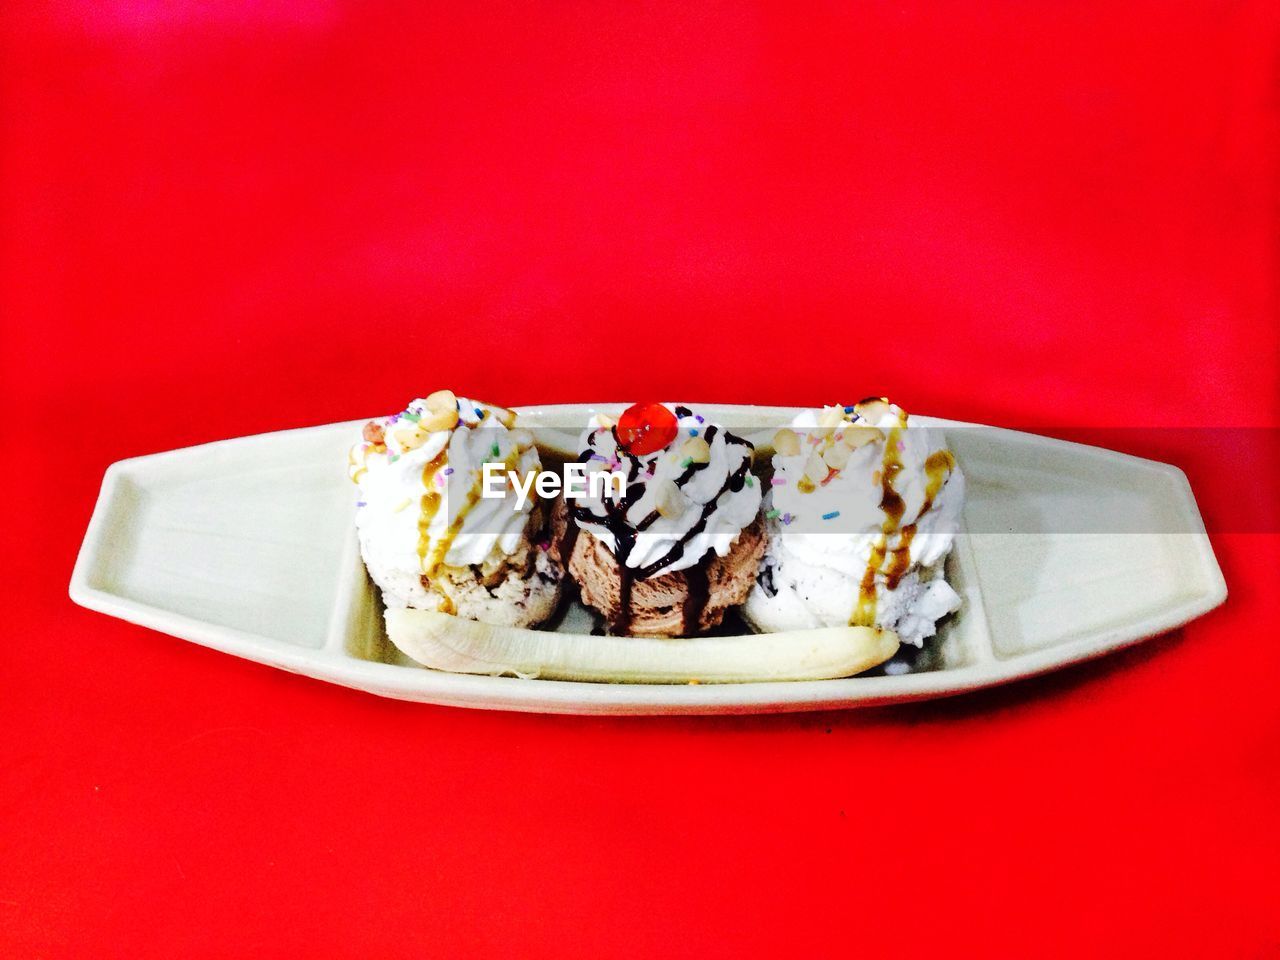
616,402 -> 679,456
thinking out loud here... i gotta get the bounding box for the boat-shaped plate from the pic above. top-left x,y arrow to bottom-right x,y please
69,404 -> 1226,715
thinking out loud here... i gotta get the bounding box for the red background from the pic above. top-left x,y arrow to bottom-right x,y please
3,1 -> 1279,956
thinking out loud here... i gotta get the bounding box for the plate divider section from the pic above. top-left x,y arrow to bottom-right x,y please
322,527 -> 368,654
949,523 -> 997,666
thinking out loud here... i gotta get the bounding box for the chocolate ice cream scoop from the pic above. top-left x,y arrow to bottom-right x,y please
560,403 -> 764,636
556,502 -> 765,637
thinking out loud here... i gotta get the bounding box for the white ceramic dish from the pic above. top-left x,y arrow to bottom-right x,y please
69,404 -> 1226,715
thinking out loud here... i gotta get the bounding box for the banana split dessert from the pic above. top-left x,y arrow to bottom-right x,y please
351,392 -> 964,680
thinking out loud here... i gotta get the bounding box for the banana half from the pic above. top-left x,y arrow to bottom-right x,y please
384,608 -> 900,684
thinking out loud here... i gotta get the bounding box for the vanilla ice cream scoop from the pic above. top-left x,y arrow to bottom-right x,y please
742,398 -> 964,646
349,390 -> 563,626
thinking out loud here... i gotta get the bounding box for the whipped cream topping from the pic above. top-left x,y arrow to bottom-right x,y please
747,399 -> 964,645
350,393 -> 542,609
570,404 -> 762,578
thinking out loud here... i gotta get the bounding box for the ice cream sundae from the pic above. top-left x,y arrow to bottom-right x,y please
743,398 -> 964,645
349,390 -> 564,628
557,402 -> 765,637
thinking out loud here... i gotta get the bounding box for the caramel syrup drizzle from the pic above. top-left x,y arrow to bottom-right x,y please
415,441 -> 526,615
415,448 -> 451,567
414,447 -> 453,613
423,448 -> 522,573
850,417 -> 953,627
852,426 -> 904,627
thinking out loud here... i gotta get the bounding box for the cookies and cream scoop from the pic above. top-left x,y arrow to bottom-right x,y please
743,399 -> 964,646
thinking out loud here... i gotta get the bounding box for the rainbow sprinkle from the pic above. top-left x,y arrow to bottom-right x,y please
781,512 -> 794,525
401,410 -> 421,423
680,457 -> 693,468
822,510 -> 840,520
770,477 -> 786,486
765,508 -> 780,519
442,466 -> 454,476
355,501 -> 367,508
744,476 -> 754,488
475,407 -> 486,419
491,443 -> 501,458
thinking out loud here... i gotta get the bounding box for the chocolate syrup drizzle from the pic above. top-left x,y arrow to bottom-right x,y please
569,418 -> 753,636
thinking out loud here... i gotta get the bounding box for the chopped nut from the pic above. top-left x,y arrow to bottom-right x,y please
392,425 -> 429,451
654,478 -> 686,519
491,404 -> 518,428
680,436 -> 711,464
843,426 -> 884,450
420,406 -> 460,433
818,406 -> 845,428
855,398 -> 891,423
803,452 -> 828,485
773,428 -> 801,457
822,443 -> 852,470
424,389 -> 457,414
